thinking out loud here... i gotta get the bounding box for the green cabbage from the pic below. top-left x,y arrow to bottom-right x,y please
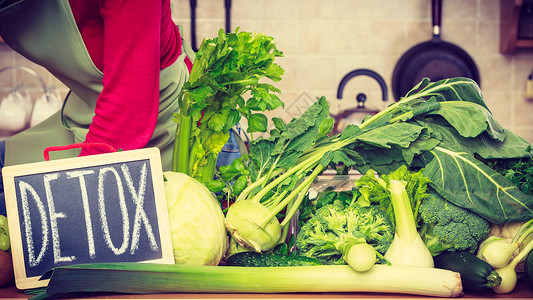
163,171 -> 227,266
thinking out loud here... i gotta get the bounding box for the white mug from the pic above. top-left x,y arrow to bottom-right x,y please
0,93 -> 28,132
30,91 -> 62,127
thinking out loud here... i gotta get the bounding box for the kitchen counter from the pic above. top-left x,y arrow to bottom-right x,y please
0,279 -> 531,300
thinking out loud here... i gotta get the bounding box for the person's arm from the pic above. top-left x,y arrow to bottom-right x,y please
80,0 -> 162,156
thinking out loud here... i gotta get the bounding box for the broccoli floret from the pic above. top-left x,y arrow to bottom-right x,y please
296,203 -> 394,267
418,191 -> 490,256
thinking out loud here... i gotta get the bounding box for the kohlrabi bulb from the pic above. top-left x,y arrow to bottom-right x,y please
225,200 -> 282,252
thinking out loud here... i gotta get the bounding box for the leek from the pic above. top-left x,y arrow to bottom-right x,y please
33,263 -> 463,298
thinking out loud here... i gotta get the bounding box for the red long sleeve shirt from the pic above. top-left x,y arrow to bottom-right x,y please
68,0 -> 191,156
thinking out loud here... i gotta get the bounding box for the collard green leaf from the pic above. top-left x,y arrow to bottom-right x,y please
408,97 -> 441,119
423,146 -> 533,223
476,129 -> 532,159
404,77 -> 488,111
425,123 -> 530,160
351,145 -> 406,175
400,137 -> 441,165
356,122 -> 425,149
427,102 -> 505,142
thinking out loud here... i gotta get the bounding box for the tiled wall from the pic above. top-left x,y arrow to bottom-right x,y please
2,0 -> 533,142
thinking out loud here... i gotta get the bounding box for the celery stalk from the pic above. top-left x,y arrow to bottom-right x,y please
37,263 -> 463,298
197,153 -> 218,183
172,114 -> 193,174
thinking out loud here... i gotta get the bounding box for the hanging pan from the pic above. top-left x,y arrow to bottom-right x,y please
391,0 -> 480,101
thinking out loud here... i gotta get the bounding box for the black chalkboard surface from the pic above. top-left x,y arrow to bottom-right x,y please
2,148 -> 174,289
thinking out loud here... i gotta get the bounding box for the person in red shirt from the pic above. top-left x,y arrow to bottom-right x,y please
0,0 -> 195,215
68,0 -> 193,156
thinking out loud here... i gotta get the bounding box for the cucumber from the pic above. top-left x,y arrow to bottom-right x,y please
434,251 -> 502,292
225,251 -> 322,267
525,248 -> 533,287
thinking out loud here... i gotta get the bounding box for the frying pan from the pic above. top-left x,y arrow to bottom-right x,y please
391,0 -> 480,101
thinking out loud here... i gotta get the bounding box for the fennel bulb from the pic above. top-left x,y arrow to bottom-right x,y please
477,237 -> 517,269
384,180 -> 434,268
491,218 -> 533,293
163,171 -> 227,265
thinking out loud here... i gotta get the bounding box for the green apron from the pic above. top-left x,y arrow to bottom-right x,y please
0,0 -> 193,170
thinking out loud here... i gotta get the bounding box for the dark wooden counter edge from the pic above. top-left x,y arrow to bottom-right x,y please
0,280 -> 531,300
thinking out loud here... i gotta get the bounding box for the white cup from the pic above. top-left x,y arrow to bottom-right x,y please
30,92 -> 62,127
0,94 -> 28,132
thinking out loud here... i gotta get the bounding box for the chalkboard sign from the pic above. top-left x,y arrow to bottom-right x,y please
2,148 -> 174,289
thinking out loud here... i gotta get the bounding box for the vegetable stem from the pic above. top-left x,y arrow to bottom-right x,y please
509,221 -> 533,267
389,180 -> 418,241
197,153 -> 218,183
236,170 -> 284,203
173,114 -> 193,174
259,164 -> 324,228
513,218 -> 533,245
280,178 -> 314,227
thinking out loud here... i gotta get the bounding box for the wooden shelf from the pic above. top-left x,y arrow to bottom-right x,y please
500,0 -> 533,54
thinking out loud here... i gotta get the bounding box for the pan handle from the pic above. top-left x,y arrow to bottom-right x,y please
225,0 -> 232,33
190,0 -> 198,52
431,0 -> 442,39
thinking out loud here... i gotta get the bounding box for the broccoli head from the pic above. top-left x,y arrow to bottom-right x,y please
296,203 -> 394,265
418,191 -> 490,256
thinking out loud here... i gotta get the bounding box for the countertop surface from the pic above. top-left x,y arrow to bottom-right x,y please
0,279 -> 531,300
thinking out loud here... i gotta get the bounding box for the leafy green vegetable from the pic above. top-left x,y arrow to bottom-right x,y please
224,96 -> 333,252
418,190 -> 490,256
346,78 -> 533,223
172,28 -> 284,183
355,165 -> 431,223
298,187 -> 360,229
486,145 -> 533,195
422,146 -> 533,223
225,77 -> 533,255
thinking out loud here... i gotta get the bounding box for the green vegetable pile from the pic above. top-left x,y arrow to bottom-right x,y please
21,27 -> 533,298
224,78 -> 533,256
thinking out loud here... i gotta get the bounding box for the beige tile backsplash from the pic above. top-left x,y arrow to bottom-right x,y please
1,0 -> 533,143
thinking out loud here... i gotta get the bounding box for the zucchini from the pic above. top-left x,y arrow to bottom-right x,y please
434,251 -> 501,292
225,251 -> 322,267
525,248 -> 533,286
